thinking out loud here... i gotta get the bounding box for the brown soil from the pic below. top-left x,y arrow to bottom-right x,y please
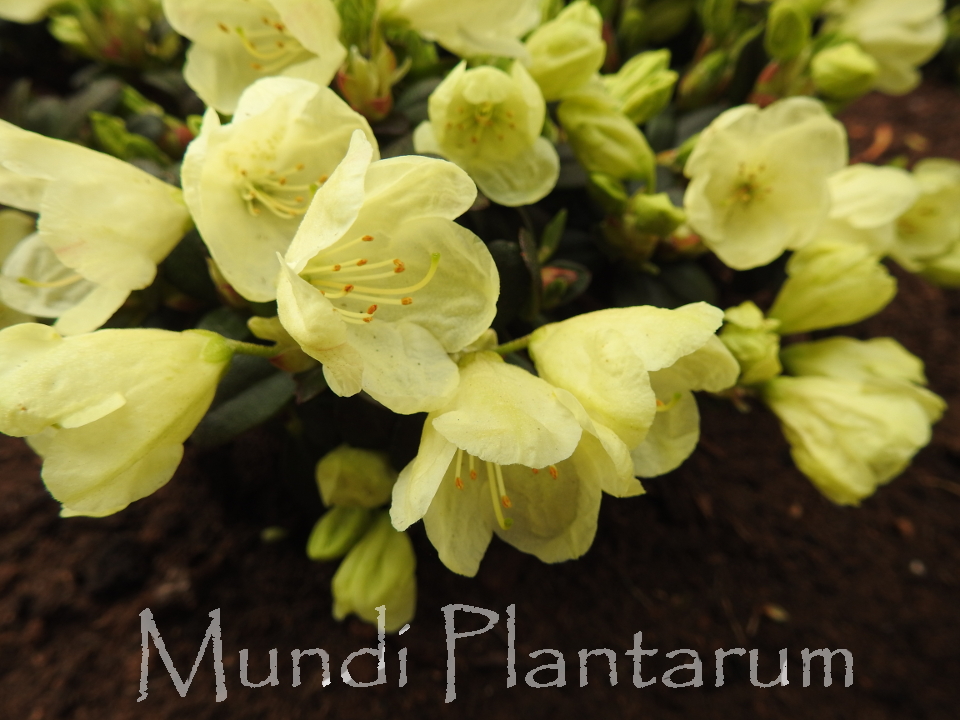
2,84 -> 960,720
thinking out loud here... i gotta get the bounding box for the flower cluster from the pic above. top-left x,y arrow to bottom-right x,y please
0,0 -> 951,634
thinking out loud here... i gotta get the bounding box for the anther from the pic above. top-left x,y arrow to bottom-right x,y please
548,465 -> 558,479
501,496 -> 512,509
455,477 -> 464,490
343,284 -> 354,293
531,468 -> 540,475
401,297 -> 413,305
357,259 -> 368,266
393,259 -> 405,273
295,163 -> 304,171
218,22 -> 229,32
366,304 -> 378,314
333,264 -> 341,271
362,235 -> 374,242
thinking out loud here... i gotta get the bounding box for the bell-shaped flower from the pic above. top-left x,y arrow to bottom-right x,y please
379,0 -> 540,59
719,301 -> 782,386
889,158 -> 960,272
162,0 -> 346,113
315,444 -> 397,508
820,163 -> 920,255
413,60 -> 559,207
524,0 -> 605,101
824,0 -> 947,95
528,302 -> 730,449
0,324 -> 233,517
556,80 -> 657,184
276,131 -> 499,414
0,120 -> 192,335
763,336 -> 944,505
390,351 -> 638,577
631,336 -> 740,477
682,97 -> 847,270
332,511 -> 416,632
181,77 -> 376,303
768,240 -> 896,334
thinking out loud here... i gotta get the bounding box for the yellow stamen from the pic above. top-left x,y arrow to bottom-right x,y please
454,448 -> 464,490
487,461 -> 512,530
494,463 -> 511,509
18,274 -> 84,289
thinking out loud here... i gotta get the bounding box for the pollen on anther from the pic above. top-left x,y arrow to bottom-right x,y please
393,260 -> 405,273
357,259 -> 368,266
501,495 -> 512,509
294,196 -> 304,203
333,264 -> 341,271
366,304 -> 378,314
531,468 -> 540,475
469,470 -> 477,480
344,284 -> 355,293
363,316 -> 374,323
362,235 -> 374,242
401,297 -> 413,305
548,465 -> 558,479
318,175 -> 328,184
278,177 -> 287,185
455,477 -> 464,490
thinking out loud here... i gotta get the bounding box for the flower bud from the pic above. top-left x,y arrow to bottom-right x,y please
557,86 -> 656,184
307,506 -> 374,561
768,240 -> 896,335
603,50 -> 678,125
626,192 -> 686,237
332,511 -> 416,632
525,0 -> 605,101
47,0 -> 180,69
811,42 -> 879,99
337,38 -> 409,123
677,48 -> 730,107
315,444 -> 397,509
764,0 -> 812,61
719,301 -> 782,385
699,0 -> 737,38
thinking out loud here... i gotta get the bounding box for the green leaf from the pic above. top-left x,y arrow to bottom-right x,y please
538,208 -> 568,265
192,371 -> 296,447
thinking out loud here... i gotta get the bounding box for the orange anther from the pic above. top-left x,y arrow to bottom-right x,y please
401,297 -> 413,305
366,305 -> 378,314
218,22 -> 229,32
531,468 -> 539,475
501,495 -> 512,509
343,285 -> 354,293
333,264 -> 341,271
548,466 -> 558,479
362,235 -> 374,242
469,470 -> 477,480
357,259 -> 368,266
455,477 -> 464,490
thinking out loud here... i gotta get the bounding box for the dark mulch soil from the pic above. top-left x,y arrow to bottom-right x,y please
1,84 -> 959,720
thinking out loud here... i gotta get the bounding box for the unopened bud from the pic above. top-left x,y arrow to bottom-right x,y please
307,506 -> 374,561
765,0 -> 812,61
558,88 -> 656,184
332,511 -> 416,632
586,173 -> 629,214
627,192 -> 686,236
719,301 -> 782,385
677,49 -> 730,107
603,49 -> 678,125
526,0 -> 605,101
811,42 -> 879,100
315,444 -> 397,508
699,0 -> 737,39
337,38 -> 409,122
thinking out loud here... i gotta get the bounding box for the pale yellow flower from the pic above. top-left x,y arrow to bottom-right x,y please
0,324 -> 232,517
162,0 -> 346,113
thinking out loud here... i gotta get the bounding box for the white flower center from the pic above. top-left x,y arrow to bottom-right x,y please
299,234 -> 441,324
217,16 -> 309,73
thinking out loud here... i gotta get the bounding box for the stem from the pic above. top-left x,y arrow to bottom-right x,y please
225,339 -> 281,358
494,335 -> 531,356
